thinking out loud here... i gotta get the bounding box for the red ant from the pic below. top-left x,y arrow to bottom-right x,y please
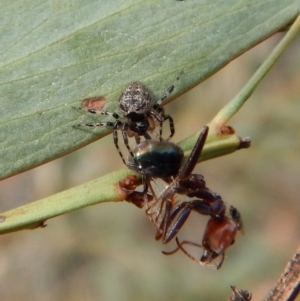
120,126 -> 243,268
162,206 -> 242,269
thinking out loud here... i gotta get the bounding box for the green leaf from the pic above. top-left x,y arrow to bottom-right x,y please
0,0 -> 299,180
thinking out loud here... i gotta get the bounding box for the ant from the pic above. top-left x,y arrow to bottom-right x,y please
75,78 -> 179,165
121,126 -> 243,268
162,206 -> 242,269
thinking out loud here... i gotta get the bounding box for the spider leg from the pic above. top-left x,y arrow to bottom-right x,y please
113,120 -> 138,165
145,180 -> 160,211
156,75 -> 180,106
150,106 -> 174,142
145,179 -> 170,232
74,121 -> 115,128
87,110 -> 120,120
73,106 -> 118,129
143,132 -> 152,140
120,123 -> 138,165
163,114 -> 175,141
141,180 -> 153,211
155,199 -> 173,241
143,179 -> 173,232
153,113 -> 174,142
134,134 -> 141,144
112,125 -> 127,165
149,75 -> 180,141
148,110 -> 165,142
159,121 -> 163,142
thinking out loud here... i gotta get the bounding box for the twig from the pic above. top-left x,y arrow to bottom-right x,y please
264,244 -> 300,301
210,14 -> 300,128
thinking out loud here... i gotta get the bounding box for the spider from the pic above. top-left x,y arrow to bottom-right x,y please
75,78 -> 179,165
121,126 -> 243,268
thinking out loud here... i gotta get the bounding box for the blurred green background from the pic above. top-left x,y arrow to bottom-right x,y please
0,34 -> 299,301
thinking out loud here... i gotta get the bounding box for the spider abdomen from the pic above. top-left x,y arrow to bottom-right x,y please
119,82 -> 152,115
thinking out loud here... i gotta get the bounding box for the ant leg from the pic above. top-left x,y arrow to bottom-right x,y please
140,180 -> 151,210
177,238 -> 222,269
146,181 -> 160,210
163,237 -> 222,269
162,198 -> 216,244
145,181 -> 164,230
153,191 -> 170,224
162,238 -> 203,256
161,198 -> 220,244
174,200 -> 214,217
155,200 -> 173,241
192,195 -> 225,218
179,174 -> 226,218
145,181 -> 171,233
161,202 -> 194,243
143,181 -> 150,208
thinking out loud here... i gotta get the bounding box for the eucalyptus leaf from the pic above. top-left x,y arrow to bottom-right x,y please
0,0 -> 299,179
